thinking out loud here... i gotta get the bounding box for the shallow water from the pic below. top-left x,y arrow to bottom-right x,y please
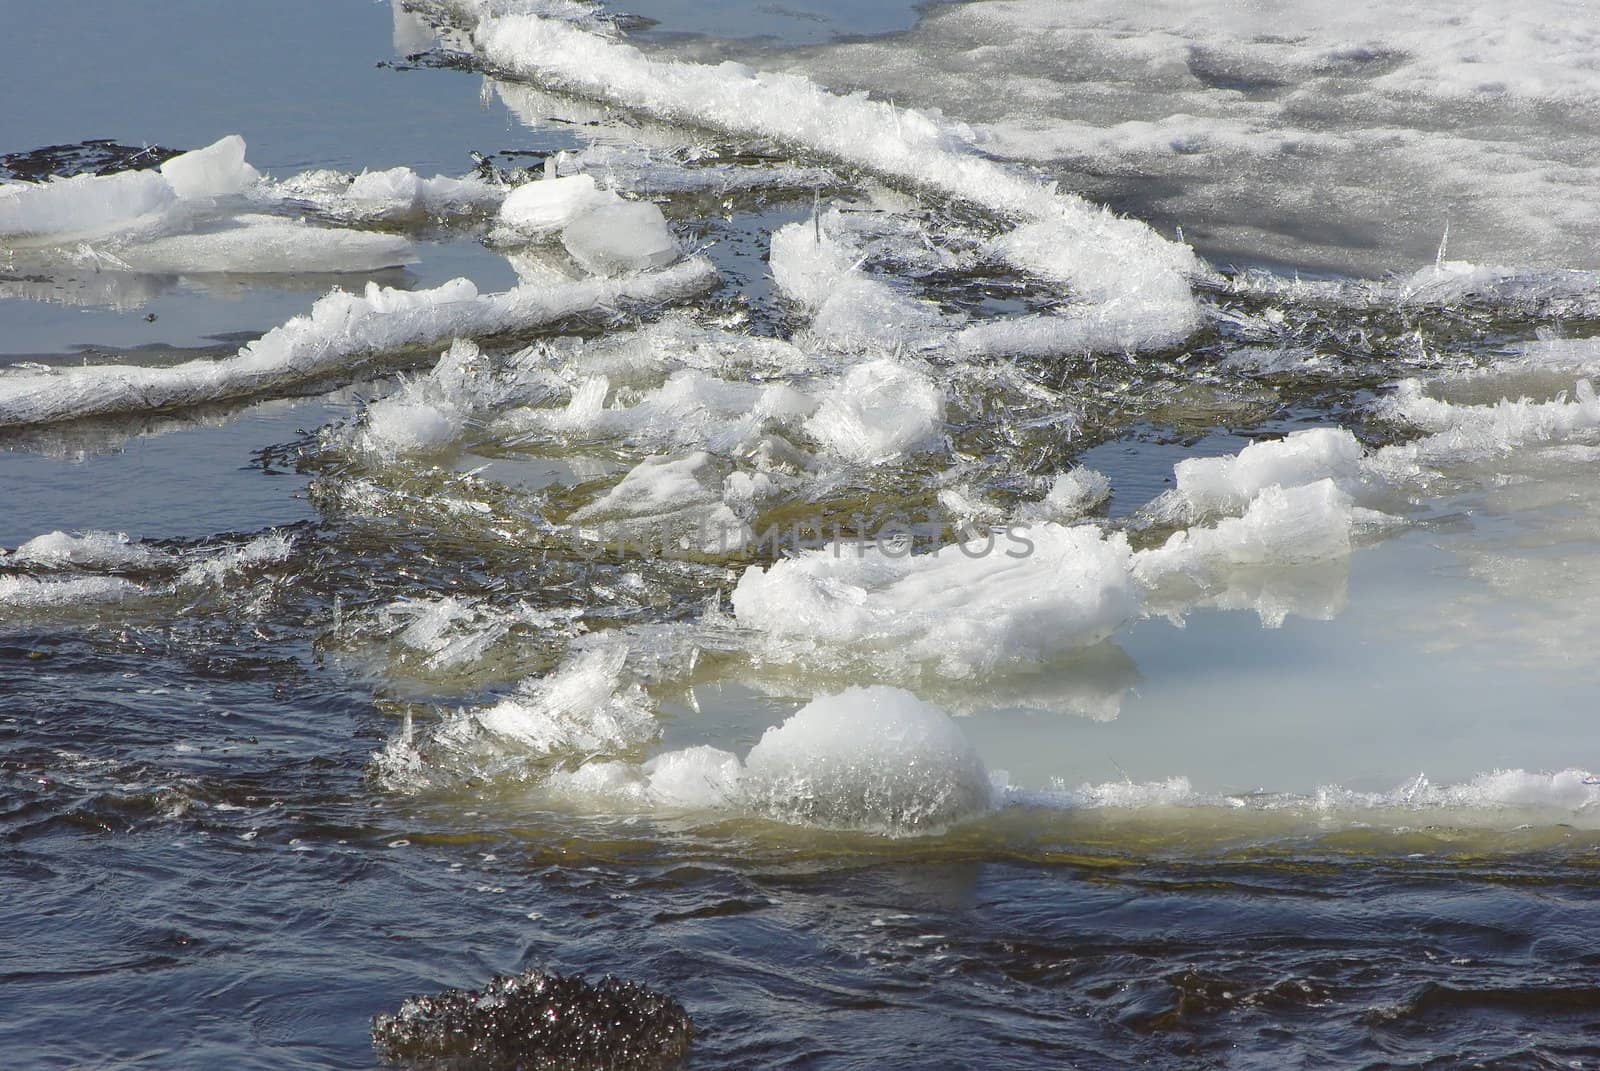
4,1 -> 1600,1069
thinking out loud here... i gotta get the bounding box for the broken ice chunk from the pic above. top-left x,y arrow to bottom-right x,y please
498,172 -> 619,234
560,200 -> 680,276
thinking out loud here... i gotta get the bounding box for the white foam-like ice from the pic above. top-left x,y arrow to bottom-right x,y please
1371,378 -> 1600,472
803,358 -> 945,464
8,530 -> 172,570
0,575 -> 145,609
741,686 -> 992,833
0,258 -> 717,427
372,642 -> 659,791
1134,479 -> 1357,584
1016,468 -> 1113,524
732,523 -> 1137,679
560,200 -> 679,276
0,136 -> 259,242
463,9 -> 1202,351
1155,427 -> 1366,522
497,173 -> 619,234
109,214 -> 417,274
768,219 -> 948,349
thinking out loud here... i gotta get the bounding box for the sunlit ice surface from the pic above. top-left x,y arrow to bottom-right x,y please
4,1 -> 1600,1068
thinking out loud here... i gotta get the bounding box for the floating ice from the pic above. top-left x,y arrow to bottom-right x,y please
999,768 -> 1600,823
778,2 -> 1600,274
175,532 -> 295,587
7,530 -> 171,570
351,339 -> 558,458
461,8 -> 1202,351
156,134 -> 259,200
741,686 -> 992,833
109,214 -> 416,274
768,219 -> 947,349
1371,378 -> 1600,471
372,643 -> 659,792
1134,480 -> 1357,583
803,359 -> 945,464
270,165 -> 505,224
0,530 -> 288,611
0,575 -> 144,608
560,200 -> 679,275
504,368 -> 813,457
1153,428 -> 1366,522
732,523 -> 1137,679
570,451 -> 750,555
0,258 -> 717,427
1017,468 -> 1113,524
0,168 -> 174,241
498,173 -> 619,234
0,135 -> 261,241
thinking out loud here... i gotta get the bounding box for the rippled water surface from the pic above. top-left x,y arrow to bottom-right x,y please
5,1 -> 1600,1068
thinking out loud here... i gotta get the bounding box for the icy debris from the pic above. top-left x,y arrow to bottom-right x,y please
546,745 -> 746,810
769,219 -> 948,349
641,746 -> 746,810
0,530 -> 291,610
110,214 -> 416,274
156,134 -> 259,200
998,769 -> 1600,820
377,594 -> 564,671
0,135 -> 257,241
742,686 -> 992,833
176,532 -> 296,587
466,9 -> 1201,351
0,575 -> 145,608
0,258 -> 717,427
546,686 -> 992,834
732,523 -> 1137,679
570,451 -> 751,555
351,339 -> 559,458
504,369 -> 813,457
497,172 -> 619,234
554,142 -> 837,196
496,174 -> 681,276
1371,378 -> 1600,469
803,359 -> 945,464
7,530 -> 171,570
561,200 -> 679,275
1134,480 -> 1357,584
270,165 -> 504,223
1152,428 -> 1366,522
1017,468 -> 1113,524
372,643 -> 659,792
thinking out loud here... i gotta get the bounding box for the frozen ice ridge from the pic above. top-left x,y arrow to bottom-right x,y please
543,685 -> 995,835
0,258 -> 717,427
443,4 -> 1201,353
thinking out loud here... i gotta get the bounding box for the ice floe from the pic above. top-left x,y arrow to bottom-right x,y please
731,523 -> 1137,679
0,259 -> 717,427
451,6 -> 1202,352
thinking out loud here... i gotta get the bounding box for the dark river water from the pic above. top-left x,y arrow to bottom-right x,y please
4,1 -> 1600,1068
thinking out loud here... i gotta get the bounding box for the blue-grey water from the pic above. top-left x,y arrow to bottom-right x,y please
5,2 -> 1600,1069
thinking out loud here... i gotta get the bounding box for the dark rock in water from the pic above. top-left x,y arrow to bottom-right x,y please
372,970 -> 692,1070
0,140 -> 183,183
